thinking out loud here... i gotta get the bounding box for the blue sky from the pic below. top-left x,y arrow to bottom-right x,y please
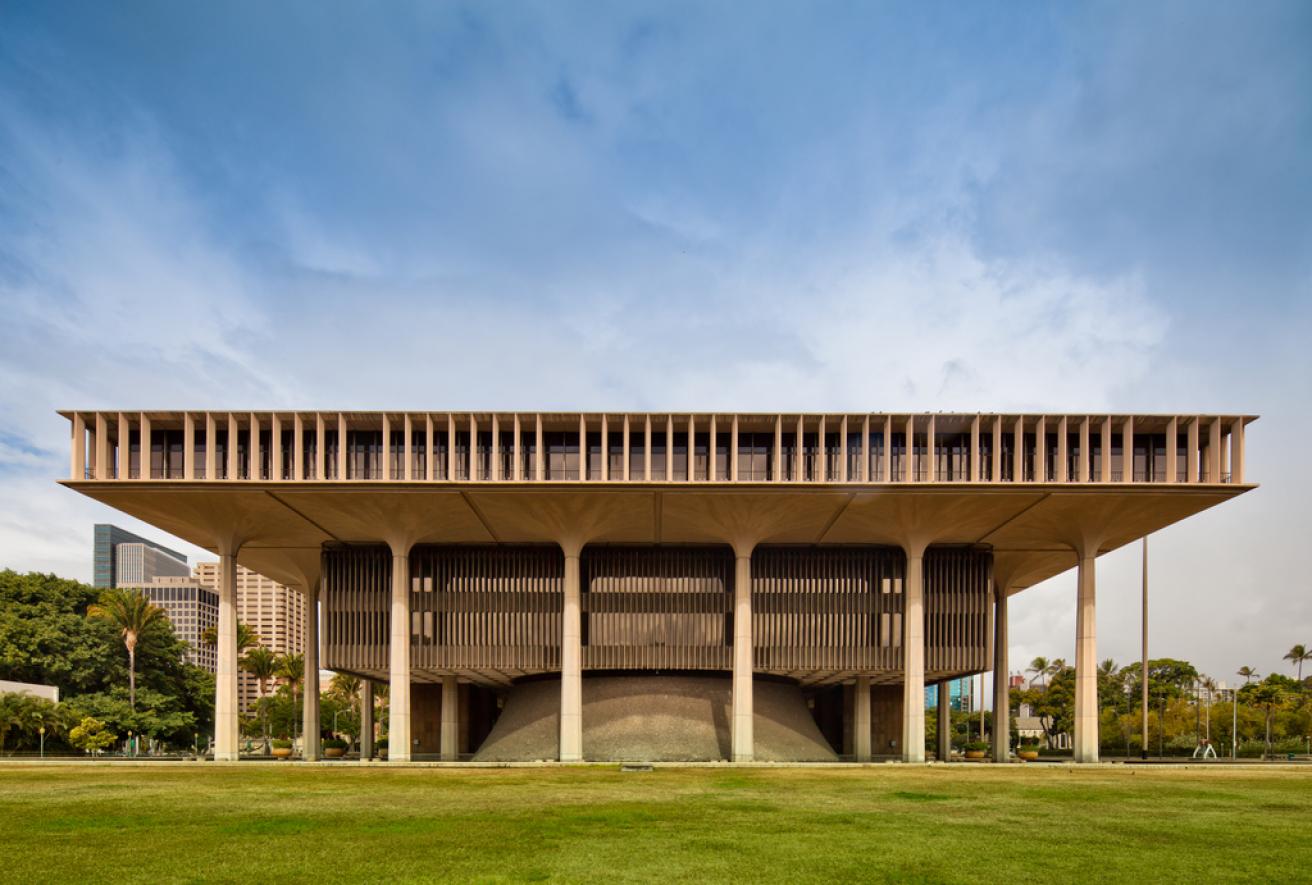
1,1 -> 1310,686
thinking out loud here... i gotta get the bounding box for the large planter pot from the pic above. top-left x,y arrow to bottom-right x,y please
1018,749 -> 1040,762
323,747 -> 345,759
964,749 -> 986,760
378,749 -> 388,760
271,747 -> 293,759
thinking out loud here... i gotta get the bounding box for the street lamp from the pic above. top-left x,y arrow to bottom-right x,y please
127,730 -> 134,757
39,725 -> 46,759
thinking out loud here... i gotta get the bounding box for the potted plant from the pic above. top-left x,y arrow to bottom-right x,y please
1017,739 -> 1041,761
323,737 -> 348,759
271,737 -> 294,759
963,741 -> 989,760
377,738 -> 388,760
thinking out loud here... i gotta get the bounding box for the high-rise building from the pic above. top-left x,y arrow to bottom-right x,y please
119,576 -> 219,672
93,523 -> 188,588
193,561 -> 306,711
62,409 -> 1256,763
925,677 -> 972,712
115,542 -> 191,586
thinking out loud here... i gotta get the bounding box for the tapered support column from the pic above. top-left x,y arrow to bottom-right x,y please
303,582 -> 320,761
902,549 -> 926,762
854,675 -> 871,762
360,682 -> 374,759
441,675 -> 459,761
214,549 -> 240,761
937,682 -> 951,762
992,591 -> 1009,762
560,551 -> 583,762
389,546 -> 412,761
732,552 -> 754,762
1074,554 -> 1098,762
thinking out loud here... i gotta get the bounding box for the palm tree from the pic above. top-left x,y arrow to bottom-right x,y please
1237,666 -> 1259,684
1028,657 -> 1051,688
1283,645 -> 1310,681
278,653 -> 306,740
241,647 -> 279,749
87,588 -> 167,710
201,622 -> 258,654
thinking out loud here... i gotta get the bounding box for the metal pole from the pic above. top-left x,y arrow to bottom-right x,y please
1141,536 -> 1149,760
1232,689 -> 1238,760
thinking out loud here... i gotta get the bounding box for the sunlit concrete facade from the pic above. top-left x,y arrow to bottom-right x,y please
59,410 -> 1255,763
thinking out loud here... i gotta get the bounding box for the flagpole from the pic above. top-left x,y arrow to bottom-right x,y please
1141,535 -> 1149,760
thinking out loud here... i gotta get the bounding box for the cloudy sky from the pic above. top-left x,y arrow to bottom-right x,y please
1,1 -> 1309,689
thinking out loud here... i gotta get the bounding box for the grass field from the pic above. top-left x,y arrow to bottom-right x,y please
1,764 -> 1310,883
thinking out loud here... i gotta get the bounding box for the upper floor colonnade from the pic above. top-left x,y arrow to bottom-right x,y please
63,411 -> 1253,487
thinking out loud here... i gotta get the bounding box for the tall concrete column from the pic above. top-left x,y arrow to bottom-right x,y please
853,675 -> 871,762
902,548 -> 926,762
732,550 -> 754,762
441,675 -> 459,761
303,582 -> 320,761
214,548 -> 240,761
992,591 -> 1009,762
560,549 -> 583,761
388,544 -> 412,761
936,682 -> 951,762
360,681 -> 374,759
1074,553 -> 1098,762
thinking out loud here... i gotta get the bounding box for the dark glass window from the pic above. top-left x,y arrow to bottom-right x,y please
498,431 -> 514,480
868,432 -> 885,481
672,433 -> 688,481
738,432 -> 771,481
519,432 -> 536,480
782,432 -> 799,481
714,432 -> 730,481
693,432 -> 710,481
323,429 -> 338,480
546,432 -> 580,480
846,432 -> 863,481
1067,434 -> 1080,482
629,431 -> 645,480
889,432 -> 905,480
587,432 -> 604,480
347,430 -> 383,479
802,433 -> 819,481
650,431 -> 667,481
476,431 -> 493,480
454,432 -> 470,480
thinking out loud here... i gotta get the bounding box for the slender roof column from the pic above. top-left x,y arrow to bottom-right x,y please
293,414 -> 304,481
600,415 -> 608,481
1165,417 -> 1178,483
991,416 -> 1002,482
860,415 -> 870,482
817,415 -> 827,482
468,414 -> 478,481
881,415 -> 892,483
623,414 -> 632,481
1208,418 -> 1222,482
271,414 -> 283,481
666,415 -> 674,480
854,675 -> 871,762
70,413 -> 85,480
1231,419 -> 1245,483
302,581 -> 320,760
560,547 -> 583,761
577,414 -> 585,483
1057,416 -> 1068,483
1013,416 -> 1024,482
120,413 -> 132,480
205,413 -> 218,481
535,414 -> 544,481
248,413 -> 259,481
405,414 -> 414,481
425,415 -> 435,481
1078,417 -> 1090,482
338,413 -> 348,480
183,413 -> 195,480
1073,551 -> 1098,762
314,413 -> 325,480
992,590 -> 1009,762
441,675 -> 459,761
969,415 -> 980,482
1100,417 -> 1113,483
708,415 -> 717,481
1186,417 -> 1199,482
839,416 -> 849,483
140,413 -> 152,478
686,415 -> 695,482
1123,417 -> 1135,482
492,415 -> 501,481
732,547 -> 754,762
925,415 -> 935,482
227,414 -> 240,481
730,414 -> 739,482
447,414 -> 457,481
795,415 -> 804,483
214,547 -> 240,761
388,542 -> 412,761
513,414 -> 523,481
1036,416 -> 1047,481
904,416 -> 915,482
94,413 -> 109,480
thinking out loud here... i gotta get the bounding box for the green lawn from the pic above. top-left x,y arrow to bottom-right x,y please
1,764 -> 1309,883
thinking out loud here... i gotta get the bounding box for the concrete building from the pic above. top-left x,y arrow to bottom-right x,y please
115,542 -> 191,586
194,561 -> 305,711
93,523 -> 188,588
925,677 -> 972,712
60,410 -> 1255,763
119,576 -> 219,672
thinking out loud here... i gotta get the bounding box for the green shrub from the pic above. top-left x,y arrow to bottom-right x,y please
377,738 -> 388,750
323,737 -> 348,750
271,738 -> 292,750
964,741 -> 989,752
